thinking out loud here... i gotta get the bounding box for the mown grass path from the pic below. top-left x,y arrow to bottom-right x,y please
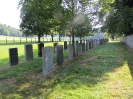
0,41 -> 133,99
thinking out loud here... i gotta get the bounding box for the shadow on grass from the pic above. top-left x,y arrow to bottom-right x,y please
0,42 -> 132,98
122,43 -> 133,78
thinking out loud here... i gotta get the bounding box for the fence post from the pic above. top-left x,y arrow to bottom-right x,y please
20,38 -> 21,43
26,38 -> 27,43
6,38 -> 7,44
31,38 -> 32,43
13,38 -> 15,44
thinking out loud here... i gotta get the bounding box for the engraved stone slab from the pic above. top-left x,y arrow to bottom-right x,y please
82,43 -> 85,52
42,47 -> 53,77
57,45 -> 63,66
86,40 -> 89,51
76,43 -> 81,56
24,44 -> 33,61
38,43 -> 44,57
64,41 -> 67,50
53,43 -> 58,53
89,40 -> 91,50
68,45 -> 73,60
9,48 -> 18,66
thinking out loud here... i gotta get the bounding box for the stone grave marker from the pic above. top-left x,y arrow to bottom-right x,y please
24,44 -> 33,61
53,43 -> 58,53
9,48 -> 18,66
38,43 -> 44,57
64,41 -> 67,50
82,43 -> 85,52
42,47 -> 53,77
57,45 -> 63,66
68,45 -> 73,60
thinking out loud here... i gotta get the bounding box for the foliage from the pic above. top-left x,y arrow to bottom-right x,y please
74,13 -> 92,38
0,23 -> 22,36
19,0 -> 58,42
101,0 -> 133,36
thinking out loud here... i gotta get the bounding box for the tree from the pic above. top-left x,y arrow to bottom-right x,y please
19,0 -> 57,42
101,0 -> 133,36
75,13 -> 92,39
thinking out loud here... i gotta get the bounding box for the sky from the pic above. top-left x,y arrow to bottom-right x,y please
0,0 -> 20,29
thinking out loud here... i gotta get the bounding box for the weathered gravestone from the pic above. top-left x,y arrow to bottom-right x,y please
38,43 -> 44,57
76,43 -> 82,56
24,44 -> 33,61
89,40 -> 91,50
53,43 -> 58,53
42,47 -> 53,77
57,45 -> 63,66
91,40 -> 93,49
68,45 -> 73,60
80,40 -> 82,45
93,39 -> 96,48
86,40 -> 89,51
64,41 -> 67,50
9,48 -> 18,66
82,43 -> 85,52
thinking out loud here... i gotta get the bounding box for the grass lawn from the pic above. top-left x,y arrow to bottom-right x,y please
0,41 -> 133,99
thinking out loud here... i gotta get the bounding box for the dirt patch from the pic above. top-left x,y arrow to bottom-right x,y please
0,78 -> 17,87
2,78 -> 17,84
26,73 -> 44,80
81,56 -> 98,63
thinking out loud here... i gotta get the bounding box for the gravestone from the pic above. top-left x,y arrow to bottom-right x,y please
93,39 -> 96,48
80,40 -> 82,45
82,43 -> 85,52
64,41 -> 67,50
53,43 -> 58,53
68,45 -> 73,60
86,40 -> 89,51
89,40 -> 91,50
38,43 -> 44,57
91,40 -> 93,49
76,43 -> 82,56
57,45 -> 63,66
9,48 -> 18,66
24,44 -> 33,61
42,47 -> 53,77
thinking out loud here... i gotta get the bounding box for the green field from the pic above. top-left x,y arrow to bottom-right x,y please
0,41 -> 133,99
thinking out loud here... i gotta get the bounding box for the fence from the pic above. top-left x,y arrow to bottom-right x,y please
0,37 -> 69,44
121,35 -> 133,49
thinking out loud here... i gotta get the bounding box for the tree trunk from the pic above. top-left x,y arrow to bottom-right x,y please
38,34 -> 41,43
59,35 -> 61,41
72,27 -> 75,57
51,34 -> 54,42
80,36 -> 81,39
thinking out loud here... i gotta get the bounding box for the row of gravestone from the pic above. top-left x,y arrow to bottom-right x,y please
9,41 -> 68,66
8,38 -> 108,77
68,38 -> 109,60
43,38 -> 108,76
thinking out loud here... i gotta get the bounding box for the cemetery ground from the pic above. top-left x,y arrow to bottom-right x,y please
0,41 -> 133,99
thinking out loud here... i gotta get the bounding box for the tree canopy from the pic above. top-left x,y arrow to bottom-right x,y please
101,0 -> 133,37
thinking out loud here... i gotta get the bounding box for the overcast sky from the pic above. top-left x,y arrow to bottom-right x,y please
0,0 -> 20,29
